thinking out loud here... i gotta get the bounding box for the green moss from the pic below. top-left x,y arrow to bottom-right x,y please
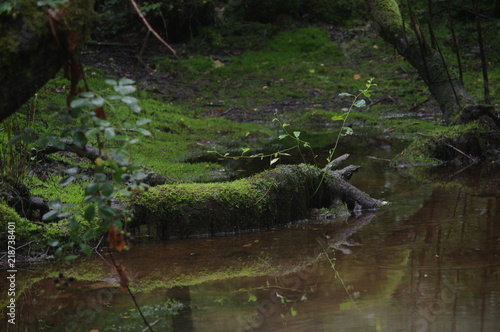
128,164 -> 339,239
392,121 -> 497,166
371,0 -> 404,33
0,202 -> 42,244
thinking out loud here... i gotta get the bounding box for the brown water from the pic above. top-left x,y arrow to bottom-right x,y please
2,159 -> 500,332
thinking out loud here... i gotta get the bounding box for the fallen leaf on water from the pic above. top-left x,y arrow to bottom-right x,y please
243,243 -> 252,247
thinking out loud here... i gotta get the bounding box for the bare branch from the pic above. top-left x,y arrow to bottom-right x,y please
129,0 -> 177,56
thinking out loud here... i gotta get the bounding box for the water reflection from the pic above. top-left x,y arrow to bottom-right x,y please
2,164 -> 499,332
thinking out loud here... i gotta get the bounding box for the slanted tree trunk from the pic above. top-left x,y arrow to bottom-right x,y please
128,162 -> 383,239
0,0 -> 96,122
366,0 -> 476,124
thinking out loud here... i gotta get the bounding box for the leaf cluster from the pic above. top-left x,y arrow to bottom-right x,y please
8,78 -> 151,262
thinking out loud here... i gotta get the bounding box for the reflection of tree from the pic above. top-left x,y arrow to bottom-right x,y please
171,286 -> 194,332
390,187 -> 500,331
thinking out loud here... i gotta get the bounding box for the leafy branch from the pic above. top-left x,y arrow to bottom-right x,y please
326,77 -> 376,167
8,77 -> 154,329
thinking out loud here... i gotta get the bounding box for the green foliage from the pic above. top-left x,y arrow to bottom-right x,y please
237,0 -> 366,25
0,0 -> 21,15
326,78 -> 376,165
8,78 -> 150,260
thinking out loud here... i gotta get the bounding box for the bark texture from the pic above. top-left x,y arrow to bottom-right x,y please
0,0 -> 96,122
366,0 -> 474,124
129,163 -> 383,239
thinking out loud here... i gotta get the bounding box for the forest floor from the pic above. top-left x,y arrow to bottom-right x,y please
2,20 -> 498,252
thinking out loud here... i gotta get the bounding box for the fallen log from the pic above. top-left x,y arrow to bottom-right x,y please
128,163 -> 384,239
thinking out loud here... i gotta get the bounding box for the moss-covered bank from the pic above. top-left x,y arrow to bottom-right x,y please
392,120 -> 499,166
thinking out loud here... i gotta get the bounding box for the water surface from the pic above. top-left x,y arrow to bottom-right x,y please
2,150 -> 499,332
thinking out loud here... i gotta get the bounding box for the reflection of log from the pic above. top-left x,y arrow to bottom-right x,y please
0,1 -> 96,122
129,163 -> 383,239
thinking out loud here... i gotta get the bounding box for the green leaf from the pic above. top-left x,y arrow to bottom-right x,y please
98,204 -> 117,217
293,131 -> 300,138
101,182 -> 114,197
85,127 -> 100,138
338,92 -> 354,97
104,127 -> 116,140
278,134 -> 287,140
48,240 -> 60,247
290,307 -> 298,317
270,157 -> 280,166
70,98 -> 92,109
105,79 -> 117,86
8,132 -> 35,145
114,85 -> 136,95
136,128 -> 151,136
73,131 -> 87,148
241,147 -> 250,155
354,99 -> 366,108
91,96 -> 105,107
118,78 -> 135,85
248,294 -> 257,302
59,176 -> 75,187
84,205 -> 96,222
342,126 -> 353,135
80,243 -> 92,255
331,114 -> 344,121
48,198 -> 62,209
129,103 -> 142,113
65,167 -> 79,175
82,228 -> 97,241
37,135 -> 65,150
121,96 -> 138,105
68,216 -> 79,230
95,171 -> 106,181
64,255 -> 78,263
0,3 -> 13,14
79,91 -> 95,98
107,95 -> 121,100
136,118 -> 151,126
85,183 -> 100,196
43,210 -> 59,221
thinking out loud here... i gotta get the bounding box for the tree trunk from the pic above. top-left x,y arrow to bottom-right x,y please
0,0 -> 96,122
366,0 -> 475,124
128,163 -> 383,239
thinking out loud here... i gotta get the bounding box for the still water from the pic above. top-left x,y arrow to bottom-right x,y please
2,157 -> 500,331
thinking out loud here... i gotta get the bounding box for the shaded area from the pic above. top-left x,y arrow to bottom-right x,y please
2,161 -> 499,331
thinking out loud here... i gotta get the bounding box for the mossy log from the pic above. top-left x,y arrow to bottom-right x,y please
0,0 -> 96,122
129,163 -> 383,239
